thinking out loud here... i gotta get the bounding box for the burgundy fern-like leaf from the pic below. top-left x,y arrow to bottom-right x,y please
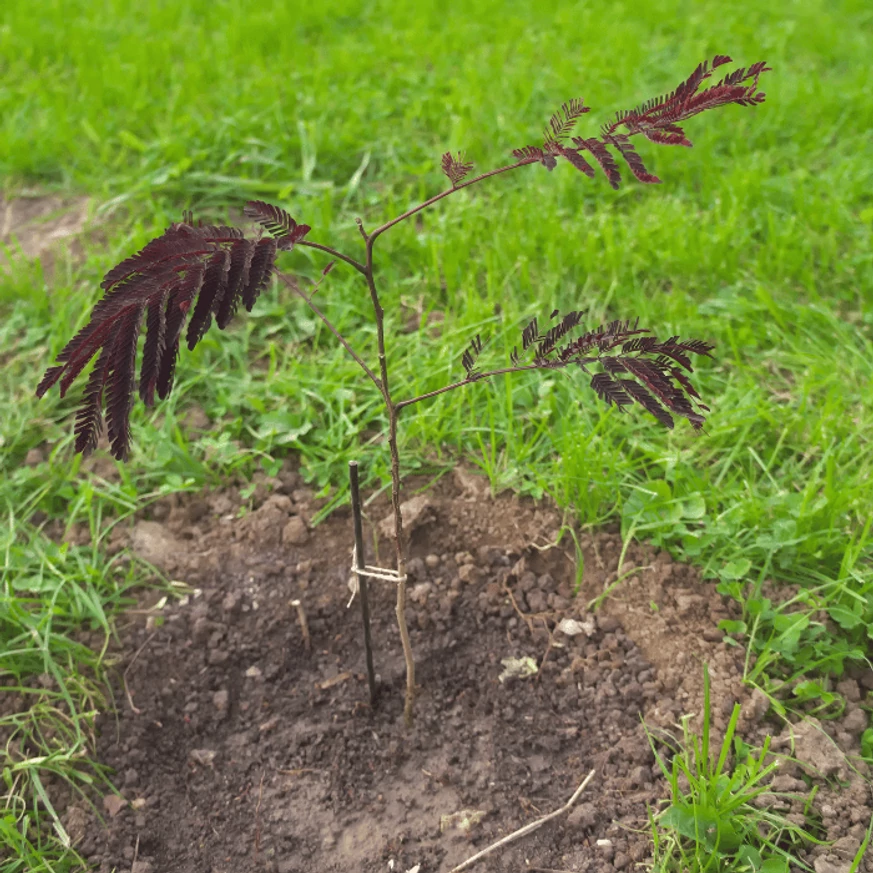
186,249 -> 230,351
621,380 -> 674,428
243,201 -> 294,238
515,310 -> 713,429
441,151 -> 475,187
512,55 -> 768,191
555,145 -> 596,178
74,344 -> 112,455
242,237 -> 278,312
217,238 -> 256,329
572,138 -> 621,189
512,145 -> 557,170
537,310 -> 584,358
591,372 -> 633,408
244,201 -> 310,251
461,334 -> 483,377
544,98 -> 590,144
605,55 -> 770,144
602,134 -> 661,184
36,213 -> 288,459
139,292 -> 168,407
642,124 -> 692,147
521,317 -> 539,351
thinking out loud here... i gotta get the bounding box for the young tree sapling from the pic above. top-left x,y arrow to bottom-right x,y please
37,55 -> 770,723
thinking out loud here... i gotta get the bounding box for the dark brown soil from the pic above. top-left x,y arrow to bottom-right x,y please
56,464 -> 872,873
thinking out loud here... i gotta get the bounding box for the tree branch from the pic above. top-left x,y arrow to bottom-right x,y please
297,239 -> 367,275
395,363 -> 544,412
275,270 -> 381,389
367,160 -> 535,245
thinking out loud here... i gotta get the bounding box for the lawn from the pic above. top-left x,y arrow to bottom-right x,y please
1,0 -> 872,868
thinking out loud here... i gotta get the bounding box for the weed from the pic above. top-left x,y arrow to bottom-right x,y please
647,666 -> 822,872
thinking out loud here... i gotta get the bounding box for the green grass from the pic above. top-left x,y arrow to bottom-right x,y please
647,667 -> 823,872
2,0 -> 872,867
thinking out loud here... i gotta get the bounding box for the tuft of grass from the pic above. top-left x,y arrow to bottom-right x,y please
647,666 -> 822,872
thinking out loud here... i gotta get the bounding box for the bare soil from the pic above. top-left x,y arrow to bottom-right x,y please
44,462 -> 871,873
0,194 -> 93,274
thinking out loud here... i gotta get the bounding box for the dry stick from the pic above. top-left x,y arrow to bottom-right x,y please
349,460 -> 379,703
254,770 -> 265,856
449,769 -> 596,873
289,599 -> 311,651
123,631 -> 157,715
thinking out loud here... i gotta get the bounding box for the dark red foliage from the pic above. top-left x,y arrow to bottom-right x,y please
543,98 -> 590,144
509,312 -> 713,430
441,152 -> 475,187
511,145 -> 558,170
244,201 -> 310,250
461,334 -> 483,378
604,57 -> 770,144
513,55 -> 769,189
36,204 -> 306,459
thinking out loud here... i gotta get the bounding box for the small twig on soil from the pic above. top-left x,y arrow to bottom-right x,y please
449,769 -> 596,873
123,632 -> 157,715
527,867 -> 577,873
289,599 -> 311,651
254,771 -> 265,856
538,617 -> 555,674
502,579 -> 535,635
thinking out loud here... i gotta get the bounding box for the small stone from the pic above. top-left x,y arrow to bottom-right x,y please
282,516 -> 309,546
425,554 -> 440,569
378,494 -> 434,538
784,718 -> 846,778
103,794 -> 127,817
131,521 -> 181,573
439,808 -> 487,836
595,838 -> 615,861
567,802 -> 597,830
628,765 -> 650,788
813,857 -> 846,873
131,859 -> 154,873
409,582 -> 433,605
188,749 -> 216,766
191,616 -> 212,644
842,706 -> 868,734
221,591 -> 243,616
406,557 -> 425,579
836,678 -> 861,702
458,564 -> 479,583
213,689 -> 229,712
675,593 -> 705,614
557,617 -> 595,638
524,589 -> 548,613
598,615 -> 620,633
290,488 -> 313,505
